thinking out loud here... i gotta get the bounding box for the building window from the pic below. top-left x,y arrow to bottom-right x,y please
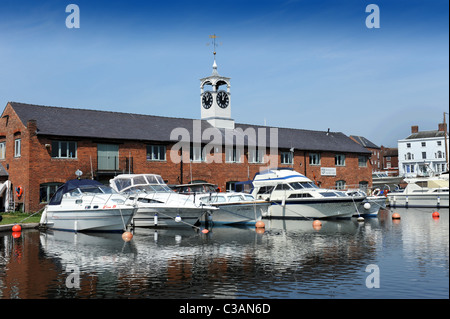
0,142 -> 5,159
51,141 -> 77,158
335,154 -> 345,166
386,162 -> 391,169
190,145 -> 204,162
437,141 -> 442,146
421,142 -> 426,147
249,149 -> 265,163
422,152 -> 426,159
225,147 -> 241,163
358,155 -> 368,167
146,145 -> 166,161
309,153 -> 321,165
14,139 -> 21,157
436,151 -> 443,159
40,182 -> 64,203
281,151 -> 293,165
336,180 -> 346,190
406,152 -> 414,160
406,143 -> 411,148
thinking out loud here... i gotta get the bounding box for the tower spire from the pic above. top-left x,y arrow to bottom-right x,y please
209,34 -> 219,76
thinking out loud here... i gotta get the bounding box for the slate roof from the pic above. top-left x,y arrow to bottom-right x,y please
6,102 -> 370,154
405,130 -> 447,140
350,135 -> 380,149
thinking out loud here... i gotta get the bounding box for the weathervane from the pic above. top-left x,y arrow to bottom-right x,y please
207,34 -> 222,57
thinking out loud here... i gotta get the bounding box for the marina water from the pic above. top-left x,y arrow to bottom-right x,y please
1,208 -> 448,299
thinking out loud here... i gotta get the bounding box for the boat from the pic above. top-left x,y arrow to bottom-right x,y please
346,190 -> 387,217
39,179 -> 136,232
173,183 -> 270,225
249,168 -> 366,219
372,172 -> 404,192
387,172 -> 449,208
109,174 -> 216,227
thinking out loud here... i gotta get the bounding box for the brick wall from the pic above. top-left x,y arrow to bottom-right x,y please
1,103 -> 372,212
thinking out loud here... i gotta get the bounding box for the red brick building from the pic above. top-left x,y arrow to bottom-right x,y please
0,59 -> 373,212
1,101 -> 372,212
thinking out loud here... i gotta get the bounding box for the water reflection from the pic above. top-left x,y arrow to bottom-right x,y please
0,208 -> 448,299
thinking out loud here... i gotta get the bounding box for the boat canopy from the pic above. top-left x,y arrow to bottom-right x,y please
49,179 -> 105,205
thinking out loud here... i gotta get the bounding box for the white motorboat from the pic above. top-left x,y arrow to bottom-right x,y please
39,179 -> 136,232
173,183 -> 270,225
387,172 -> 449,208
250,169 -> 366,219
346,190 -> 387,217
110,174 -> 216,227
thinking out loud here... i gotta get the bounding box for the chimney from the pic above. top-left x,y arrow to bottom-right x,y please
411,125 -> 419,134
438,123 -> 447,132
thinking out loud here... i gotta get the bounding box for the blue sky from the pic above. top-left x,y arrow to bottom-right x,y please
0,0 -> 448,147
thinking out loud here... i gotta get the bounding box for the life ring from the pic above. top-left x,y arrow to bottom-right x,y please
216,187 -> 222,192
373,188 -> 381,196
16,186 -> 23,198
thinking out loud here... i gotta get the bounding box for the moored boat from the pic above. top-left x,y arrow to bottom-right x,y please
173,183 -> 270,225
250,168 -> 366,219
110,174 -> 216,227
39,179 -> 136,232
387,172 -> 449,208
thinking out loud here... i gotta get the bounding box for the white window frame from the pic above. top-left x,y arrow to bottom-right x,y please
249,149 -> 265,164
52,141 -> 77,158
147,145 -> 166,161
335,154 -> 346,166
225,147 -> 241,163
281,151 -> 293,165
309,153 -> 321,165
0,142 -> 5,159
14,139 -> 21,157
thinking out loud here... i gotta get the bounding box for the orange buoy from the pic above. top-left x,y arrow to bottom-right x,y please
312,220 -> 322,230
255,220 -> 265,228
392,212 -> 401,220
432,211 -> 440,218
12,224 -> 22,232
122,231 -> 133,242
12,232 -> 21,239
201,228 -> 209,234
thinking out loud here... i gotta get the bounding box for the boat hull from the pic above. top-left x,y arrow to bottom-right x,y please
266,198 -> 363,219
41,207 -> 135,232
387,193 -> 449,208
355,196 -> 387,217
208,201 -> 270,225
131,206 -> 207,227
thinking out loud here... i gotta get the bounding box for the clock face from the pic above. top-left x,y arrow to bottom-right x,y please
216,90 -> 229,108
202,91 -> 213,109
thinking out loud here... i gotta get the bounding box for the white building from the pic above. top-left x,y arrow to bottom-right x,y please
398,123 -> 449,177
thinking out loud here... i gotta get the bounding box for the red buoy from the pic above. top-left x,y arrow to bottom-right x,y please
12,224 -> 22,232
122,231 -> 133,242
392,213 -> 401,220
255,220 -> 265,228
312,220 -> 322,230
432,211 -> 440,218
201,228 -> 209,234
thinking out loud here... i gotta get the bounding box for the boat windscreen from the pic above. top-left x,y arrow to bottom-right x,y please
114,178 -> 132,191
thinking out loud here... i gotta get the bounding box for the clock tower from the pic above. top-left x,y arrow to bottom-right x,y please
200,51 -> 234,129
